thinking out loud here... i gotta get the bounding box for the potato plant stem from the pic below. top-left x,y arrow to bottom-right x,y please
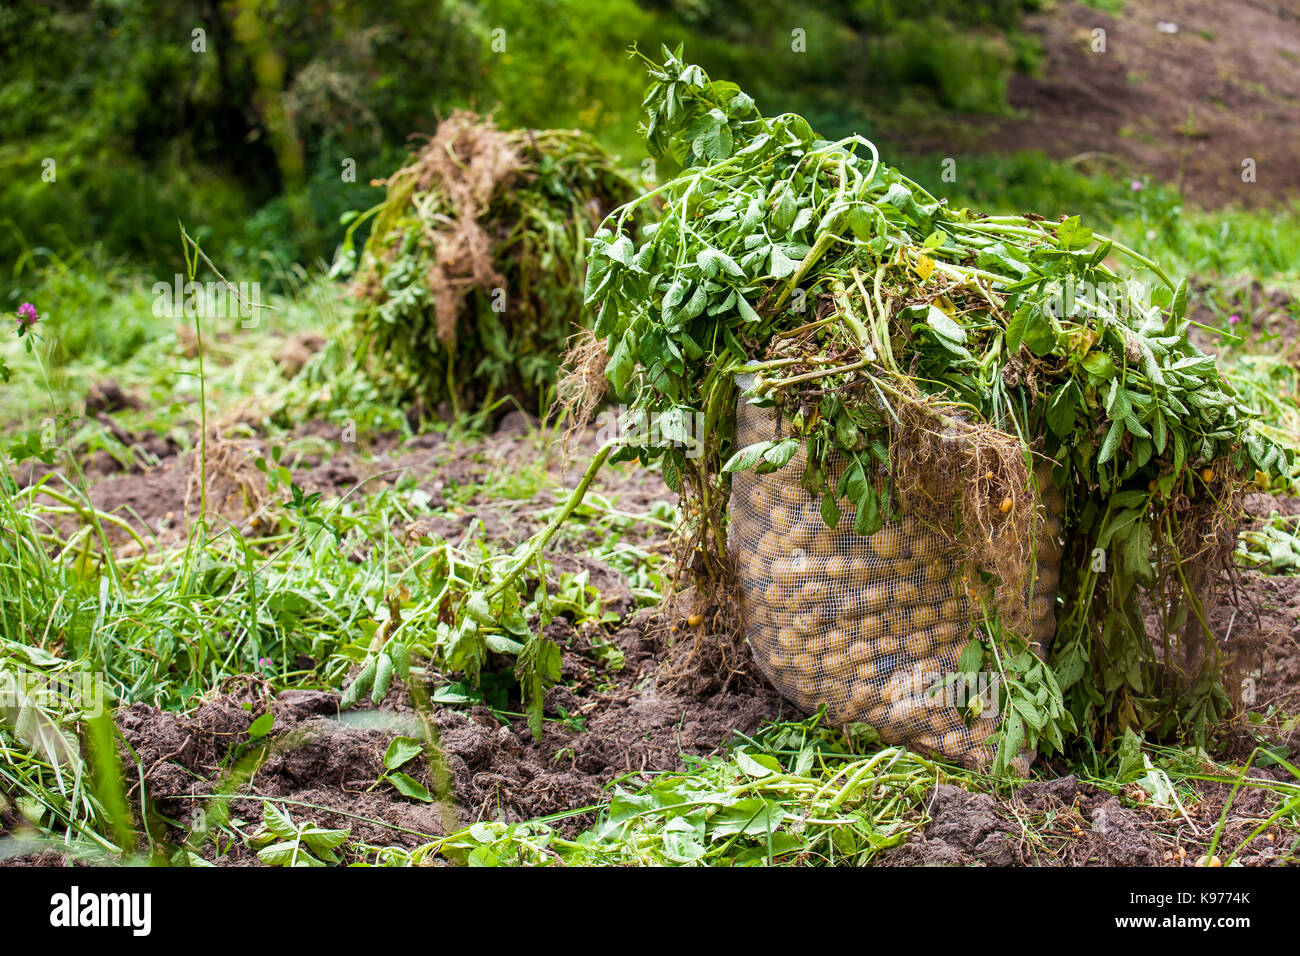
487,443 -> 613,599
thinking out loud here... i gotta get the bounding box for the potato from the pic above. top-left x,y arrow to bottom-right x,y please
786,522 -> 816,552
859,582 -> 891,609
798,578 -> 830,605
855,659 -> 882,683
859,606 -> 888,633
891,578 -> 920,605
765,650 -> 792,672
870,525 -> 904,560
792,651 -> 817,676
769,504 -> 796,536
821,650 -> 850,677
776,626 -> 803,653
931,620 -> 966,649
762,581 -> 795,610
923,556 -> 954,584
748,482 -> 779,514
909,605 -> 939,629
842,639 -> 873,671
823,627 -> 849,653
938,596 -> 966,623
757,530 -> 785,557
823,553 -> 852,582
805,530 -> 835,558
891,557 -> 921,578
886,696 -> 928,730
769,556 -> 805,587
904,628 -> 936,658
794,674 -> 822,704
1030,594 -> 1055,626
779,482 -> 805,504
791,610 -> 819,635
940,728 -> 972,758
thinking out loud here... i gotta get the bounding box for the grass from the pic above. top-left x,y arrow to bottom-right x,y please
2,158 -> 1300,865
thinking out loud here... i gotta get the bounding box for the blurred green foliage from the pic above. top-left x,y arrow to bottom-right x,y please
1,0 -> 1042,278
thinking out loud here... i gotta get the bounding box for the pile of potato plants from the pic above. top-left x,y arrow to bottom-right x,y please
336,111 -> 642,418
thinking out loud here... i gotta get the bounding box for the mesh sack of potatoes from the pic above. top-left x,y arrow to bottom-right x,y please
728,399 -> 1064,769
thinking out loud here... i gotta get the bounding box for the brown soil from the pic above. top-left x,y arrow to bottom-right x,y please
896,0 -> 1300,208
36,408 -> 669,555
1188,278 -> 1298,354
113,613 -> 787,865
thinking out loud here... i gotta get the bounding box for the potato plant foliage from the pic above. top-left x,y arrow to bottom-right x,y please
581,48 -> 1291,761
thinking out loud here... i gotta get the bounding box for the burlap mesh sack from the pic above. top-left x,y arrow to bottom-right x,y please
728,399 -> 1064,768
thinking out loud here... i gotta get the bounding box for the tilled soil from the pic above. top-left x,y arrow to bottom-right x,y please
114,613 -> 788,865
892,0 -> 1300,208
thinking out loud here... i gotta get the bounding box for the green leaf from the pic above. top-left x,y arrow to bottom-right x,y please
1046,381 -> 1078,439
1098,419 -> 1124,465
1054,216 -> 1094,251
735,293 -> 761,323
383,736 -> 424,771
924,305 -> 966,343
385,772 -> 434,803
247,711 -> 274,739
735,751 -> 783,777
1081,351 -> 1116,379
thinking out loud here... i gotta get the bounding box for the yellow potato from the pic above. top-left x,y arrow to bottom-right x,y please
891,557 -> 921,578
924,557 -> 954,584
786,522 -> 815,552
769,504 -> 796,536
905,628 -> 936,658
794,674 -> 822,703
886,697 -> 928,730
1034,565 -> 1059,594
805,530 -> 835,558
872,632 -> 901,656
791,610 -> 819,635
769,556 -> 805,587
798,578 -> 830,606
779,482 -> 805,504
762,581 -> 795,610
765,650 -> 792,672
870,525 -> 904,560
757,530 -> 785,557
891,579 -> 920,605
938,597 -> 966,623
776,626 -> 803,653
940,728 -> 972,758
858,613 -> 886,638
932,621 -> 966,646
821,554 -> 852,582
823,627 -> 849,653
792,652 -> 817,676
821,650 -> 850,677
855,659 -> 882,683
748,482 -> 779,513
910,605 -> 939,629
860,582 -> 891,609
